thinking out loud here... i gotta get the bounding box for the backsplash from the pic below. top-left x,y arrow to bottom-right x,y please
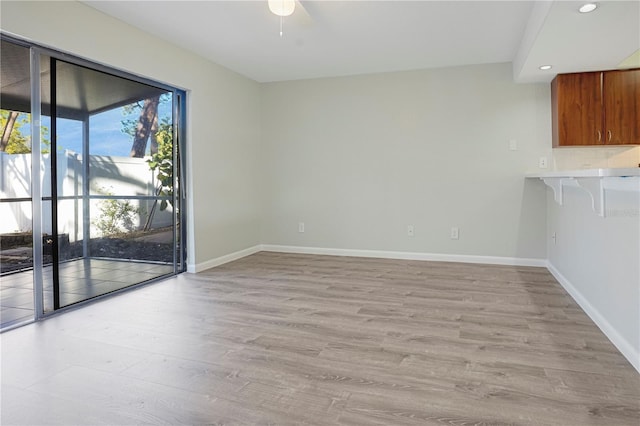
552,146 -> 640,170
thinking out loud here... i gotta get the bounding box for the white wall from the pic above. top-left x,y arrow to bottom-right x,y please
546,183 -> 640,372
0,152 -> 172,238
0,1 -> 263,271
260,63 -> 550,262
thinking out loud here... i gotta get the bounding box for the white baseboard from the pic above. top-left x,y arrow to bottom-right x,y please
187,245 -> 261,273
546,261 -> 640,374
260,244 -> 546,267
188,244 -> 545,273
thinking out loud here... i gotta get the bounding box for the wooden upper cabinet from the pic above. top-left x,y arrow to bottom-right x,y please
603,69 -> 640,145
552,68 -> 639,147
552,72 -> 602,146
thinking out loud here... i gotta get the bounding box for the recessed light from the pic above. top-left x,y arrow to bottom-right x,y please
539,65 -> 553,70
579,3 -> 597,13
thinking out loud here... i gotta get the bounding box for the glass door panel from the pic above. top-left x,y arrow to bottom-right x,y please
0,40 -> 34,328
51,59 -> 179,309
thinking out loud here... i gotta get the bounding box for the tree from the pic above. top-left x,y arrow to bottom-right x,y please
122,94 -> 171,157
1,111 -> 19,151
121,96 -> 174,229
129,96 -> 160,158
1,110 -> 30,154
143,118 -> 174,230
146,118 -> 174,209
0,110 -> 51,154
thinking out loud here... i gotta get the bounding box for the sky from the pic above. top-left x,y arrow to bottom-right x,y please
36,98 -> 172,156
49,109 -> 128,156
50,107 -> 136,156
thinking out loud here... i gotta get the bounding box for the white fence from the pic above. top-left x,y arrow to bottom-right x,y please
0,151 -> 173,240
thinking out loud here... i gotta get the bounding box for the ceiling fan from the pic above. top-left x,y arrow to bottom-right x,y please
267,0 -> 313,36
268,0 -> 295,17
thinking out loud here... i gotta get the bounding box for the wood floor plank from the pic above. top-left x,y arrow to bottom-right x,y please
1,251 -> 638,425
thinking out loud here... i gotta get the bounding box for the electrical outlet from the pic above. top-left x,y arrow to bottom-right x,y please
539,156 -> 548,169
298,222 -> 305,233
509,139 -> 517,151
407,225 -> 414,237
552,232 -> 557,245
450,227 -> 459,240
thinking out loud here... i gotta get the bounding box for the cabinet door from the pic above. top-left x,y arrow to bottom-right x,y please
552,72 -> 603,146
603,69 -> 640,145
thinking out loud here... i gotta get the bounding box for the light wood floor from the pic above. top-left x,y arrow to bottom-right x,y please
1,252 -> 638,425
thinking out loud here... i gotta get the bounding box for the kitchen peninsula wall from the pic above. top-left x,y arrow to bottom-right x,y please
542,144 -> 640,372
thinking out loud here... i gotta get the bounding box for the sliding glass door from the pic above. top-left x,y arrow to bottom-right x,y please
0,40 -> 35,326
0,36 -> 186,327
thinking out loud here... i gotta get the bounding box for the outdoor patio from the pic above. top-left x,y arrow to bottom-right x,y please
1,259 -> 173,329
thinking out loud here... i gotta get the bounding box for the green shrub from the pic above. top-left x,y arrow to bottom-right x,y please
93,188 -> 141,237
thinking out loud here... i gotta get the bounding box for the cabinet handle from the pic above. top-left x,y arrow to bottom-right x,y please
597,130 -> 601,142
608,130 -> 612,142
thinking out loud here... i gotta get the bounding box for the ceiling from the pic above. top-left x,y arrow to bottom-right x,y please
1,40 -> 167,118
83,0 -> 640,84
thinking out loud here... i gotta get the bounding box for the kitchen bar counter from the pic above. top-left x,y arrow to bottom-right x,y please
527,168 -> 639,217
